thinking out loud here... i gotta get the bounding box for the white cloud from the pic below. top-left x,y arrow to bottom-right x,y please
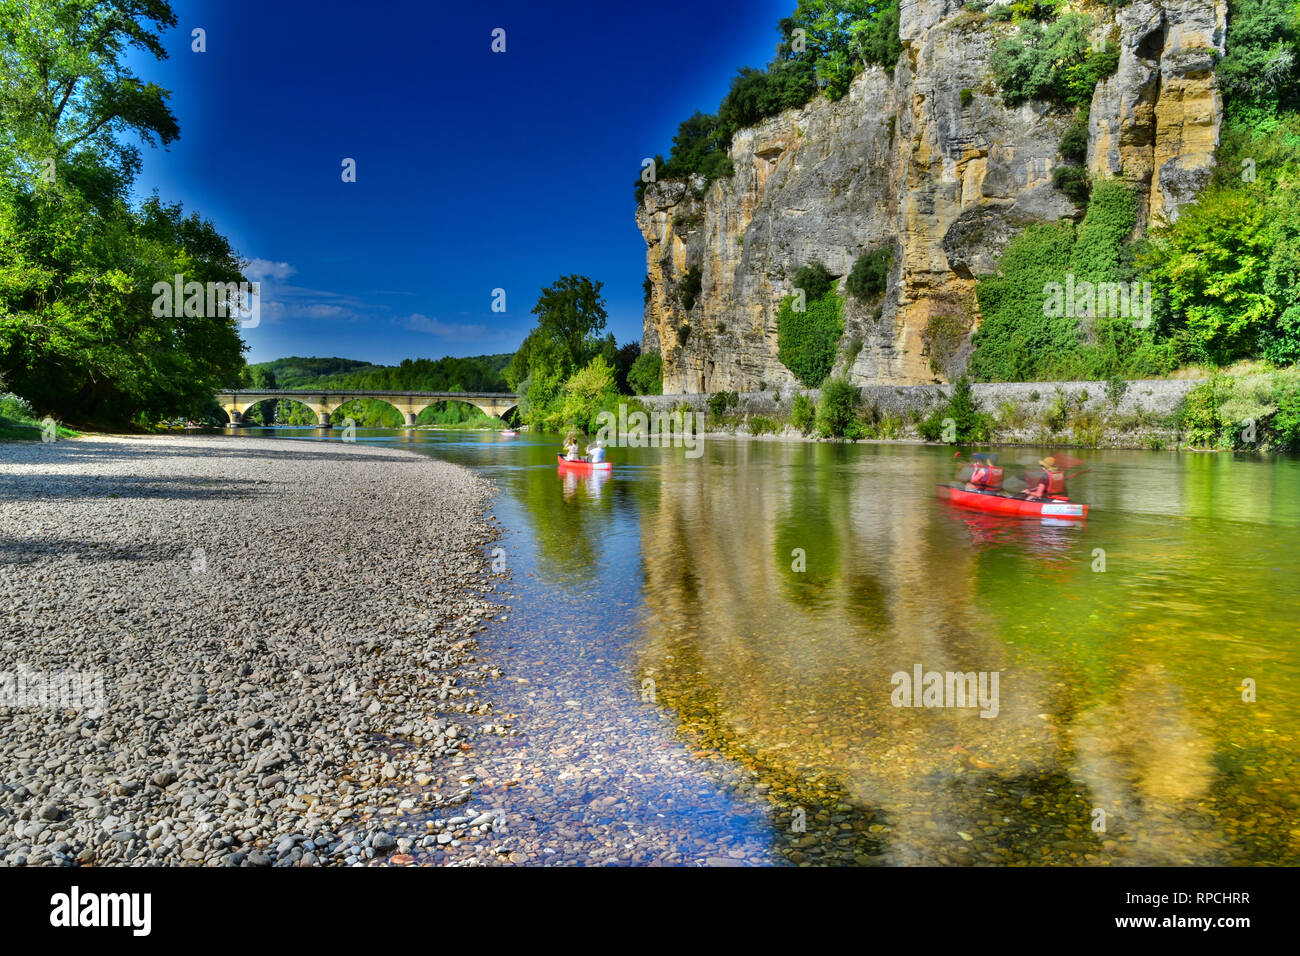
401,313 -> 503,341
242,258 -> 296,282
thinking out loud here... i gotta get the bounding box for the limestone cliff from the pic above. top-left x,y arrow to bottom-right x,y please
638,0 -> 1227,394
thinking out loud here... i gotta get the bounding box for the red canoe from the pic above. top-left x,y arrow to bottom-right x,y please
557,454 -> 613,474
936,483 -> 1089,521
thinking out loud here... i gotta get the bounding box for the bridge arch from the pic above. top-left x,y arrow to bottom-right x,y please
216,389 -> 520,428
239,396 -> 328,426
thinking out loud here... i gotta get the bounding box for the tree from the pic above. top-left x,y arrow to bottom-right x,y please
527,274 -> 609,379
628,350 -> 663,395
0,0 -> 247,427
0,0 -> 180,183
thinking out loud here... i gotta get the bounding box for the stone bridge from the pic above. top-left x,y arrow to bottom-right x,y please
216,389 -> 520,427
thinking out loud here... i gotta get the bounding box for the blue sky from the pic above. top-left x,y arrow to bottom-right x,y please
127,0 -> 793,365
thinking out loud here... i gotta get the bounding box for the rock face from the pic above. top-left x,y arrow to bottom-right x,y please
638,0 -> 1226,394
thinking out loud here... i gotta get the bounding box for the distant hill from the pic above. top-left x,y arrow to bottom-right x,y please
245,354 -> 513,392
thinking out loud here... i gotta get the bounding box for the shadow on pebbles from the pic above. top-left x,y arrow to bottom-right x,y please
0,435 -> 513,867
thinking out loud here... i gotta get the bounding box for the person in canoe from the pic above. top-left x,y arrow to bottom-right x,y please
1023,456 -> 1067,500
563,432 -> 583,461
586,439 -> 605,463
964,453 -> 1003,492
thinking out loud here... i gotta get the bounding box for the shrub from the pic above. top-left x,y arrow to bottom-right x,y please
961,88 -> 974,108
777,291 -> 845,388
1053,165 -> 1090,207
794,261 -> 835,302
1059,108 -> 1090,163
628,350 -> 663,395
0,392 -> 36,420
1178,378 -> 1228,447
680,268 -> 703,311
1105,375 -> 1129,407
992,13 -> 1119,109
843,337 -> 865,368
1275,380 -> 1300,448
846,247 -> 893,302
816,378 -> 862,438
997,399 -> 1028,430
747,415 -> 781,436
791,392 -> 816,434
918,376 -> 993,442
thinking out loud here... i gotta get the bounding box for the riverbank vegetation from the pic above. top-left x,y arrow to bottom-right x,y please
970,0 -> 1300,388
690,363 -> 1300,451
0,390 -> 78,440
505,275 -> 647,433
0,1 -> 248,429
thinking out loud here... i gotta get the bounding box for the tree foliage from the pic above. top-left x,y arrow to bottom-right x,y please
0,0 -> 248,427
628,349 -> 663,394
846,247 -> 892,301
991,13 -> 1119,109
1141,2 -> 1300,367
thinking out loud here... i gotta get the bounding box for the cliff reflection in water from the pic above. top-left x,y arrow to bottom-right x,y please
635,440 -> 1295,865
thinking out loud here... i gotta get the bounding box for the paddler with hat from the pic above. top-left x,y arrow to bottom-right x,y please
1023,456 -> 1067,500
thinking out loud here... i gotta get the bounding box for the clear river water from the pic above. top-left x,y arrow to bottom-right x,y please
233,426 -> 1300,866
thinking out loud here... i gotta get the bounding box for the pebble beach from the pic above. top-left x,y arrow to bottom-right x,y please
0,435 -> 510,866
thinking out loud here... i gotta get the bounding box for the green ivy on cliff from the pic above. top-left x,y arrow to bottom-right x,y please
970,181 -> 1174,381
778,288 -> 845,388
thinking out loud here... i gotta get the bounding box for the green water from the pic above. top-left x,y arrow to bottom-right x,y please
249,428 -> 1300,865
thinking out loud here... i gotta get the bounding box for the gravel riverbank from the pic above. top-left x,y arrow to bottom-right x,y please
0,435 -> 509,866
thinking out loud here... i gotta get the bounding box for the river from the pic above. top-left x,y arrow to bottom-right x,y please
231,426 -> 1300,866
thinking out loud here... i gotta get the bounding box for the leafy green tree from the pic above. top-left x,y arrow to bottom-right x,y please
1143,190 -> 1280,364
0,0 -> 247,427
628,349 -> 663,395
815,377 -> 860,437
512,274 -> 609,386
791,392 -> 816,433
787,1 -> 903,99
560,355 -> 619,433
0,0 -> 180,182
991,13 -> 1118,109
